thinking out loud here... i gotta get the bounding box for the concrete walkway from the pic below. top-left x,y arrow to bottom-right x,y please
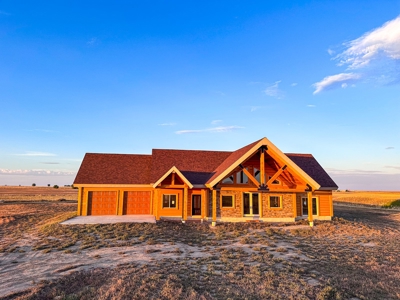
61,215 -> 156,225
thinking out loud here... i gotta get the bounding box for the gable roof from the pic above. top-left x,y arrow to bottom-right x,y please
74,153 -> 152,185
205,137 -> 322,190
73,138 -> 337,190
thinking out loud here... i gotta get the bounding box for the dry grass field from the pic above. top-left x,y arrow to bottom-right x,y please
0,186 -> 78,201
333,191 -> 400,207
1,200 -> 400,300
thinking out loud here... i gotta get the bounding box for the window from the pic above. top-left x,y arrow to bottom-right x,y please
236,169 -> 249,184
268,176 -> 281,185
162,194 -> 177,208
269,196 -> 282,208
222,175 -> 234,184
302,197 -> 318,215
221,195 -> 234,207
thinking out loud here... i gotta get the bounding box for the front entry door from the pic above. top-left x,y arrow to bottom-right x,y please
192,195 -> 201,216
243,193 -> 259,216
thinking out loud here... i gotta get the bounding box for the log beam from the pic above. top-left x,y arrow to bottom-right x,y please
307,191 -> 314,226
212,189 -> 217,226
267,165 -> 287,186
183,186 -> 188,222
260,148 -> 265,185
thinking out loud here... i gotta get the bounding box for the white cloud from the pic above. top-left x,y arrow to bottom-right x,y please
314,15 -> 400,93
291,83 -> 298,86
158,122 -> 176,126
264,81 -> 284,99
337,16 -> 400,69
313,73 -> 361,94
0,169 -> 74,176
175,126 -> 244,134
14,151 -> 57,157
211,120 -> 222,125
327,48 -> 335,56
307,104 -> 316,107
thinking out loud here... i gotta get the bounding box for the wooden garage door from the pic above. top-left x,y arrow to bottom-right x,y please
88,191 -> 117,215
123,191 -> 151,215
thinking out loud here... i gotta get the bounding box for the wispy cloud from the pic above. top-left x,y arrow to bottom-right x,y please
307,104 -> 316,107
314,15 -> 400,93
41,162 -> 60,165
0,10 -> 11,15
327,48 -> 335,56
28,129 -> 58,133
211,120 -> 222,125
176,126 -> 244,135
0,169 -> 74,176
313,73 -> 361,94
385,146 -> 395,150
264,81 -> 284,99
158,122 -> 176,126
250,106 -> 263,112
326,167 -> 385,175
87,37 -> 99,46
291,82 -> 298,87
14,151 -> 57,157
384,165 -> 400,170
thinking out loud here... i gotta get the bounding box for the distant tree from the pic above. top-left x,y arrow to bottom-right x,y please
48,184 -> 50,187
53,185 -> 59,189
32,183 -> 36,187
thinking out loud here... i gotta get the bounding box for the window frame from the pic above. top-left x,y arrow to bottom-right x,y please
221,194 -> 235,208
301,196 -> 318,216
269,195 -> 282,209
162,194 -> 178,209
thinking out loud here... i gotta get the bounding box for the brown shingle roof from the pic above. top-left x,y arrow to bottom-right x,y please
151,149 -> 231,184
73,139 -> 337,190
285,153 -> 338,189
74,153 -> 152,184
206,139 -> 262,185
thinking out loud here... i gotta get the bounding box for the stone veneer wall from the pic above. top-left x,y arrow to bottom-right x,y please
209,190 -> 295,219
261,192 -> 294,218
219,190 -> 243,218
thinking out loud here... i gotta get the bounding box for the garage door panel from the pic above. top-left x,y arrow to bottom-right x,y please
88,191 -> 117,215
123,191 -> 151,215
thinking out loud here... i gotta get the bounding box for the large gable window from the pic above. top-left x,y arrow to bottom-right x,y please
236,169 -> 248,184
163,194 -> 177,208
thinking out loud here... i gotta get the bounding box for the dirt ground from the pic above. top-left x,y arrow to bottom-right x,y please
1,202 -> 400,300
0,186 -> 78,201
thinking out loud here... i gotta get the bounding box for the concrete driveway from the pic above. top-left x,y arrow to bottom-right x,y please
61,215 -> 156,225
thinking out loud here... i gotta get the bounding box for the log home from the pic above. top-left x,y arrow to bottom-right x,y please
73,137 -> 338,226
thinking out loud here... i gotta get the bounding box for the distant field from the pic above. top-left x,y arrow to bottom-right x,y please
0,186 -> 78,201
333,191 -> 400,207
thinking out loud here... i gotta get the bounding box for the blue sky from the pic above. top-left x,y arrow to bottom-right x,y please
1,1 -> 399,190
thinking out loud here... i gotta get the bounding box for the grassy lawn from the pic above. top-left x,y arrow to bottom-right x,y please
1,202 -> 400,300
